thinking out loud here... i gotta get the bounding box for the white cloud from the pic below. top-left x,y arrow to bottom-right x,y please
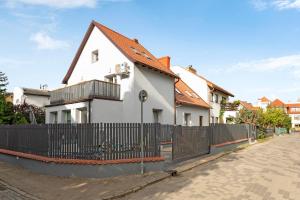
228,54 -> 300,78
5,0 -> 130,9
251,0 -> 300,10
30,32 -> 69,50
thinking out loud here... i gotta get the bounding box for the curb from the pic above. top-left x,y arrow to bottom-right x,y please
103,141 -> 256,200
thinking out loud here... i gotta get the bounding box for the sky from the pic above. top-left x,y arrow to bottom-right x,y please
1,0 -> 300,104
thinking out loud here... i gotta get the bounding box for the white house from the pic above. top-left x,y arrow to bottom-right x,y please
286,103 -> 300,130
175,79 -> 210,126
45,21 -> 177,124
13,87 -> 50,107
171,65 -> 234,124
223,101 -> 258,123
256,96 -> 271,111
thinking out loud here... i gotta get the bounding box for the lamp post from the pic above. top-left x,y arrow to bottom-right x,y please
139,90 -> 148,174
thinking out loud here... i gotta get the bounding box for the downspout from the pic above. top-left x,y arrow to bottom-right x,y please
174,78 -> 180,125
88,100 -> 92,123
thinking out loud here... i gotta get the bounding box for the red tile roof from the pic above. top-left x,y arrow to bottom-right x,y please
62,21 -> 177,84
240,101 -> 256,111
259,96 -> 271,103
270,99 -> 285,107
176,79 -> 210,109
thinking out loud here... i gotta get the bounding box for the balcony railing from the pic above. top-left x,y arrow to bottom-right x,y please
50,80 -> 120,105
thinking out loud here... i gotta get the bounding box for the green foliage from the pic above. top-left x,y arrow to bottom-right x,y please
0,72 -> 8,94
258,107 -> 291,129
235,108 -> 259,124
14,103 -> 45,124
0,95 -> 15,124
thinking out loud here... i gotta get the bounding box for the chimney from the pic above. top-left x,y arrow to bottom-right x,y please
158,56 -> 171,69
186,65 -> 197,74
133,38 -> 139,43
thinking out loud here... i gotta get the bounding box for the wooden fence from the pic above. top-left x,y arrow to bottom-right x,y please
0,123 -> 160,160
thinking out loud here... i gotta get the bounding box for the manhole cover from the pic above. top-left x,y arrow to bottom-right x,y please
0,183 -> 7,191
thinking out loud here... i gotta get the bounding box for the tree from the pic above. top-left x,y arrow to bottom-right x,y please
235,108 -> 259,124
0,72 -> 8,94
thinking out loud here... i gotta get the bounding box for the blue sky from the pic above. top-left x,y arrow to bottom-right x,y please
1,0 -> 300,104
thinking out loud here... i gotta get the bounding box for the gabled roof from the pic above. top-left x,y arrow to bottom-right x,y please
185,66 -> 234,97
240,101 -> 256,111
259,96 -> 271,103
270,99 -> 285,107
62,20 -> 177,84
175,79 -> 210,109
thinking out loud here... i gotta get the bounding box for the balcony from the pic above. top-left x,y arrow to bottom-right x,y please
50,80 -> 121,105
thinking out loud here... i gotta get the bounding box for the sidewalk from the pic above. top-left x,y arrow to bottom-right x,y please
0,139 -> 260,200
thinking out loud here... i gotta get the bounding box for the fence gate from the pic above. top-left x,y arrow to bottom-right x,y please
172,126 -> 210,161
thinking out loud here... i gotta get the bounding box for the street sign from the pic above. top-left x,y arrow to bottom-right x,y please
139,90 -> 148,102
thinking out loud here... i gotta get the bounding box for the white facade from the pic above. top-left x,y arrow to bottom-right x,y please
290,114 -> 300,129
13,87 -> 50,107
176,105 -> 209,126
171,66 -> 230,124
46,26 -> 175,124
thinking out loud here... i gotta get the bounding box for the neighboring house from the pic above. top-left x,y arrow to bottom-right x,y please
175,79 -> 210,126
285,103 -> 300,130
5,92 -> 13,103
270,98 -> 286,112
13,87 -> 50,107
46,20 -> 177,124
223,101 -> 257,123
171,65 -> 234,124
257,96 -> 271,111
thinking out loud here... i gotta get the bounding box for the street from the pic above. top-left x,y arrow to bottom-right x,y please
122,134 -> 300,200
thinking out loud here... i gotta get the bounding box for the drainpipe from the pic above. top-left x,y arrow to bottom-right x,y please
88,100 -> 92,123
174,78 -> 180,125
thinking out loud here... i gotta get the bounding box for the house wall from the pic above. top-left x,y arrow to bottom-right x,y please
176,105 -> 209,126
46,26 -> 175,124
171,66 -> 230,124
46,102 -> 89,123
290,114 -> 300,129
67,26 -> 134,87
13,87 -> 50,107
171,66 -> 209,102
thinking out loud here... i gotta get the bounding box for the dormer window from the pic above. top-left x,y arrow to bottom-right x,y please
91,50 -> 99,63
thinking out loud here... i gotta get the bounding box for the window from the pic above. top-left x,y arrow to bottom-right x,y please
214,94 -> 219,103
210,93 -> 214,102
215,117 -> 219,123
153,109 -> 162,123
211,116 -> 214,124
294,115 -> 300,121
184,113 -> 191,126
77,107 -> 88,123
50,112 -> 58,124
62,110 -> 71,123
199,116 -> 203,126
91,50 -> 99,63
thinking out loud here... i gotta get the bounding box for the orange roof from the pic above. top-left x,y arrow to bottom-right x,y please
286,103 -> 300,108
270,99 -> 285,107
175,79 -> 210,109
62,21 -> 177,84
259,96 -> 270,103
240,101 -> 256,111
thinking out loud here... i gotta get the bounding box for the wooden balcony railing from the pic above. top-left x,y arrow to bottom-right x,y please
50,80 -> 120,105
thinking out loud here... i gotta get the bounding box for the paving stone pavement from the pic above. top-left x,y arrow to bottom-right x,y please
0,180 -> 38,200
121,134 -> 300,200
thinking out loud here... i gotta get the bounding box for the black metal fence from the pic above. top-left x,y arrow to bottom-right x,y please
0,123 -> 160,160
172,126 -> 210,161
